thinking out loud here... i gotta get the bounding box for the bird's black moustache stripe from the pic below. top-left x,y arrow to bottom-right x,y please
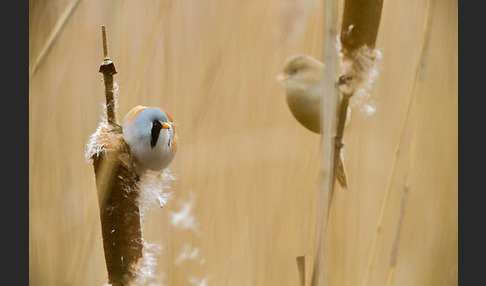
151,121 -> 162,148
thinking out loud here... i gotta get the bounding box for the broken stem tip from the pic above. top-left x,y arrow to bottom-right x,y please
102,25 -> 108,59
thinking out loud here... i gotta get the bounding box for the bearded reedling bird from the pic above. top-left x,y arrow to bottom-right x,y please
277,54 -> 348,188
122,105 -> 178,171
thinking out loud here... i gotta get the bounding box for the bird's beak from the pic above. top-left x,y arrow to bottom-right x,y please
162,122 -> 171,129
276,72 -> 289,83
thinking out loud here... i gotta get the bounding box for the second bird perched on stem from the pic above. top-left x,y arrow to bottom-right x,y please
277,54 -> 348,189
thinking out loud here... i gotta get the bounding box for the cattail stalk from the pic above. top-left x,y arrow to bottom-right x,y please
340,0 -> 384,58
92,150 -> 143,286
335,0 -> 384,187
88,26 -> 143,286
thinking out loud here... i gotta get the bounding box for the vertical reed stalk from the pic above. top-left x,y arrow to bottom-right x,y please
89,26 -> 144,286
385,119 -> 418,286
99,26 -> 118,127
310,0 -> 338,285
311,0 -> 384,285
361,1 -> 434,284
29,0 -> 81,82
386,129 -> 416,285
384,42 -> 425,281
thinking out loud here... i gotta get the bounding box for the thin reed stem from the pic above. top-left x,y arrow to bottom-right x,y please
386,54 -> 421,286
29,0 -> 81,82
385,131 -> 417,286
312,0 -> 385,284
102,26 -> 109,59
360,1 -> 435,285
99,25 -> 118,126
386,186 -> 409,286
385,129 -> 417,286
310,0 -> 338,285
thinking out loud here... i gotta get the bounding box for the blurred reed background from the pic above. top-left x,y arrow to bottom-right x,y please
29,0 -> 457,285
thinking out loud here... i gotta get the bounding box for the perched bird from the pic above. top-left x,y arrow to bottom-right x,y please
122,105 -> 178,171
277,54 -> 348,188
277,54 -> 325,133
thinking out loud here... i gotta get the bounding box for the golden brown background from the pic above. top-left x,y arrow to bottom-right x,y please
29,0 -> 457,285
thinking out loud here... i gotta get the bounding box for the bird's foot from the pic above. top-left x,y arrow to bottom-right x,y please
336,74 -> 357,96
336,75 -> 353,87
335,138 -> 345,150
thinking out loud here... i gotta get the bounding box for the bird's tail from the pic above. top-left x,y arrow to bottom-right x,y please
336,150 -> 348,189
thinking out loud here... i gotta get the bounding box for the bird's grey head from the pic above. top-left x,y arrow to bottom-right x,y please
283,54 -> 323,77
128,107 -> 173,149
278,54 -> 324,93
